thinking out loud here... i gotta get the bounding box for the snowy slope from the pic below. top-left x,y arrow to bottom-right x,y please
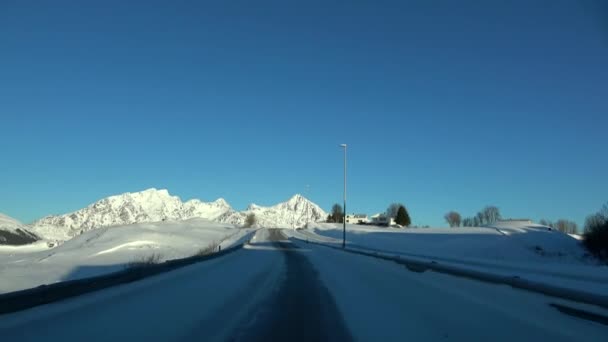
0,218 -> 252,294
31,189 -> 326,239
0,213 -> 38,245
304,222 -> 594,264
218,194 -> 328,228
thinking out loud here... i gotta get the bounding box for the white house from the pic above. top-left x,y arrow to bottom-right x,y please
370,213 -> 395,226
345,214 -> 368,224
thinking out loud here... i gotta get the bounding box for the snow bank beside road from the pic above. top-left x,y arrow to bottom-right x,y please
0,219 -> 252,294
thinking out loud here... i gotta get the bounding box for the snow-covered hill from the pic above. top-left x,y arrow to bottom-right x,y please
0,213 -> 39,245
31,189 -> 327,239
292,222 -> 608,297
0,218 -> 253,294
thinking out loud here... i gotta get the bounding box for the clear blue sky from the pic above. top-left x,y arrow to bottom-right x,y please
1,1 -> 607,227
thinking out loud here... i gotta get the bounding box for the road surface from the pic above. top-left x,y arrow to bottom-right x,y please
0,229 -> 605,341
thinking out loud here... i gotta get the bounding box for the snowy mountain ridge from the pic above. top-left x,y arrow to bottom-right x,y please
32,189 -> 327,238
219,194 -> 328,228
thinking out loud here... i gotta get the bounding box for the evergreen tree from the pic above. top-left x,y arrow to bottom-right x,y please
386,203 -> 405,219
395,205 -> 411,227
331,204 -> 344,223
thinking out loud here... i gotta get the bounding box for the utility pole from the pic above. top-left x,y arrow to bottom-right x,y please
340,144 -> 347,248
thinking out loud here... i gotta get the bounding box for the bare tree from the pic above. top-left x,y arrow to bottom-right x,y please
386,203 -> 405,219
472,216 -> 480,227
481,206 -> 501,225
462,217 -> 474,227
244,213 -> 256,228
554,219 -> 578,234
585,214 -> 606,233
444,211 -> 462,227
475,212 -> 484,226
570,221 -> 578,234
585,204 -> 608,233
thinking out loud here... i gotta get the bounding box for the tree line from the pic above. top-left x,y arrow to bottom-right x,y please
444,206 -> 501,227
538,219 -> 578,234
443,206 -> 582,235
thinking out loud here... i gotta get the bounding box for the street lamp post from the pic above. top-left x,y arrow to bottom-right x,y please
340,144 -> 347,248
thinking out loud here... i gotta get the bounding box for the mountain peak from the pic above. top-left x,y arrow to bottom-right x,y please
137,188 -> 170,196
247,203 -> 261,211
213,198 -> 230,207
287,194 -> 306,203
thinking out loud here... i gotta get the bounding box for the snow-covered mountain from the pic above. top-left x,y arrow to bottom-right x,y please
31,189 -> 327,239
182,198 -> 233,221
32,189 -> 235,237
219,194 -> 328,228
0,213 -> 39,245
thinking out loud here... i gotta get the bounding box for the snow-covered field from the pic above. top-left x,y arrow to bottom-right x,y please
0,218 -> 253,294
291,221 -> 608,296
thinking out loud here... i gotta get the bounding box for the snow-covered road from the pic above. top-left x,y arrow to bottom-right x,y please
0,229 -> 605,341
